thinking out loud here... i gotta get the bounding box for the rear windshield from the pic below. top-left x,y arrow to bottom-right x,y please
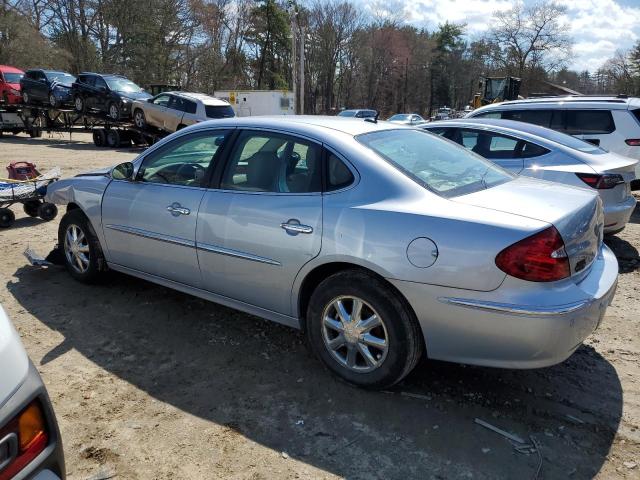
357,129 -> 513,198
338,110 -> 357,117
3,72 -> 23,83
539,128 -> 606,154
205,105 -> 235,119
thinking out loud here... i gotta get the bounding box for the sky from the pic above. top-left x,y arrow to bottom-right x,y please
358,0 -> 640,72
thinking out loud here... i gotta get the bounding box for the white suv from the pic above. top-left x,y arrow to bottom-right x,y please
466,96 -> 640,183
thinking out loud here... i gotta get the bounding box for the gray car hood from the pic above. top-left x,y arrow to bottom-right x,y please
0,305 -> 30,409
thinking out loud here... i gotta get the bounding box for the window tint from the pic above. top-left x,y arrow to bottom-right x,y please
153,94 -> 171,107
357,129 -> 512,198
503,109 -> 552,127
458,129 -> 549,159
222,132 -> 322,193
473,111 -> 502,119
565,110 -> 615,134
138,131 -> 228,186
632,109 -> 640,124
94,76 -> 107,89
327,154 -> 354,191
205,105 -> 234,118
184,100 -> 197,114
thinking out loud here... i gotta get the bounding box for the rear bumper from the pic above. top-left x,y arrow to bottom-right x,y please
390,244 -> 618,369
603,195 -> 636,233
0,362 -> 65,480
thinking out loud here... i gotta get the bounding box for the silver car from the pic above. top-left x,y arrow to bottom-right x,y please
388,114 -> 426,126
131,92 -> 234,133
422,119 -> 638,234
45,117 -> 618,389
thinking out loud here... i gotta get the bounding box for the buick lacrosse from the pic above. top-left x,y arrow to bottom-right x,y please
45,117 -> 618,389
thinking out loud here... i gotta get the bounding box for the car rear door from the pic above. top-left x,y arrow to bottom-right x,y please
196,129 -> 323,316
456,128 -> 525,173
101,129 -> 231,287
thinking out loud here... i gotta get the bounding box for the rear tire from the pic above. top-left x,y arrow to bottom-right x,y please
133,109 -> 146,129
306,270 -> 424,390
22,91 -> 30,105
37,202 -> 58,221
58,209 -> 106,283
74,95 -> 84,113
23,200 -> 40,217
49,93 -> 58,108
108,102 -> 121,120
0,208 -> 15,228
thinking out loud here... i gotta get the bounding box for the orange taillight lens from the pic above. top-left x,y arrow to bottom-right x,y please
18,402 -> 47,451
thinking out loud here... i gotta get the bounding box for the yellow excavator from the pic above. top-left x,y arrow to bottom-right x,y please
472,77 -> 521,109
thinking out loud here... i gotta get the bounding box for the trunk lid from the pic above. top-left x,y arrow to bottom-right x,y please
456,177 -> 603,277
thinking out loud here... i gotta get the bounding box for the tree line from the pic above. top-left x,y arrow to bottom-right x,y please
1,0 -> 639,116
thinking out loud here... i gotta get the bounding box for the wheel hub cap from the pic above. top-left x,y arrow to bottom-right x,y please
321,296 -> 389,373
64,224 -> 90,273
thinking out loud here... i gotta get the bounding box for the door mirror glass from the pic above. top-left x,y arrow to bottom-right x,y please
112,162 -> 135,180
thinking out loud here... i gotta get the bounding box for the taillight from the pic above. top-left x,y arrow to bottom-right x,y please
625,139 -> 640,146
576,172 -> 624,189
495,226 -> 570,282
0,400 -> 49,480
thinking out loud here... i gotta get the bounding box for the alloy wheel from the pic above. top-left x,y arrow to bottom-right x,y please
109,104 -> 119,120
64,224 -> 90,274
321,296 -> 389,373
49,93 -> 57,107
75,96 -> 83,111
134,111 -> 145,128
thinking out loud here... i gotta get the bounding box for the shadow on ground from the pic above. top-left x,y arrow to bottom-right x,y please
7,266 -> 622,479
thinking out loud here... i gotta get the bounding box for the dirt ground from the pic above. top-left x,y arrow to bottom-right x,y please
0,131 -> 638,480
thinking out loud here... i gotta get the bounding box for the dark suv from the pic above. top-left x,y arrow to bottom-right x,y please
71,73 -> 152,120
20,69 -> 76,108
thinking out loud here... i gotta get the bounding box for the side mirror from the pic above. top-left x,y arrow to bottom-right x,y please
111,162 -> 135,181
147,98 -> 154,103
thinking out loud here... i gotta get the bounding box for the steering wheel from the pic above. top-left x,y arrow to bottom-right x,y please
176,163 -> 206,183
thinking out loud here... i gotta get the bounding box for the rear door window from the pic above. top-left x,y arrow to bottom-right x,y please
565,110 -> 615,134
205,105 -> 234,118
473,111 -> 503,119
503,109 -> 553,127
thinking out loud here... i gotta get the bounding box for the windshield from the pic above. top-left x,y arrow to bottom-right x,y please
46,72 -> 75,83
3,73 -> 23,83
357,129 -> 513,198
205,105 -> 235,119
389,114 -> 410,121
105,77 -> 143,93
338,110 -> 356,117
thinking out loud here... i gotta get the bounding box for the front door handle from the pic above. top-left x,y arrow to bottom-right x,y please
281,220 -> 313,235
167,203 -> 190,216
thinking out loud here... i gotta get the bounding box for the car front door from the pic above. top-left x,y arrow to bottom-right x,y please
145,94 -> 171,129
196,129 -> 323,316
164,95 -> 185,132
101,129 -> 231,287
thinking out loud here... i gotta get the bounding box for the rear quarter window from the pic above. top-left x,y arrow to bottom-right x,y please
565,110 -> 615,135
205,105 -> 234,118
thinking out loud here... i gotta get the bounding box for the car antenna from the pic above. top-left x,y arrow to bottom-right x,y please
364,111 -> 380,124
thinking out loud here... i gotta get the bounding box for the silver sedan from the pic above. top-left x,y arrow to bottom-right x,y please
422,118 -> 638,234
45,117 -> 618,389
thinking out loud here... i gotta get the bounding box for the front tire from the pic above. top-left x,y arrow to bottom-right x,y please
22,91 -> 30,105
306,270 -> 423,390
58,209 -> 106,283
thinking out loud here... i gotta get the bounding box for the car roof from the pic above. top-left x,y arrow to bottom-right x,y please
170,91 -> 230,105
190,115 -> 408,137
0,65 -> 24,73
424,117 -> 560,136
472,96 -> 640,112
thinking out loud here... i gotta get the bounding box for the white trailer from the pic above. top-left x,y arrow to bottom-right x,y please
214,90 -> 295,117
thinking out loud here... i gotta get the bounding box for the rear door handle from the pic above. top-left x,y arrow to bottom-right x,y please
167,203 -> 190,216
281,220 -> 313,235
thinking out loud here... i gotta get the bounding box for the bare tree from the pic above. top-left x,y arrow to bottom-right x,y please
489,1 -> 572,81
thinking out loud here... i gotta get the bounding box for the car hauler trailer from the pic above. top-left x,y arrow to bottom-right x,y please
214,90 -> 295,116
0,105 -> 169,147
